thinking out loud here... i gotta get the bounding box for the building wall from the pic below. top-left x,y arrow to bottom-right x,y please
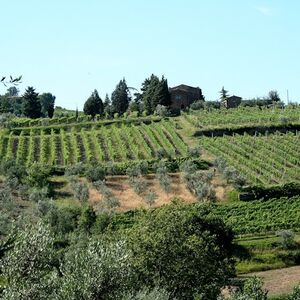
170,89 -> 202,109
225,96 -> 242,108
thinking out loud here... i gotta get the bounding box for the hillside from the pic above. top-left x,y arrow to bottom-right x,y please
1,105 -> 300,299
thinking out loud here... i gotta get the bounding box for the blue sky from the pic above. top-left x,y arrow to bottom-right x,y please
1,0 -> 299,109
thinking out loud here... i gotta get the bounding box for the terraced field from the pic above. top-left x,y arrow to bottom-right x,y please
182,106 -> 300,129
0,119 -> 188,166
200,132 -> 300,185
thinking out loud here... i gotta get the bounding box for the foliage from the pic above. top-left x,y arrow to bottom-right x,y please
111,78 -> 131,115
219,86 -> 229,103
214,196 -> 300,234
0,223 -> 57,300
276,230 -> 296,250
85,165 -> 106,182
22,86 -> 41,119
71,180 -> 89,202
78,205 -> 97,232
83,89 -> 104,117
26,162 -> 51,188
225,277 -> 268,300
289,285 -> 300,300
155,160 -> 171,193
39,93 -> 55,118
127,200 -> 235,300
28,187 -> 49,202
201,132 -> 300,186
141,74 -> 171,115
123,286 -> 171,300
268,90 -> 281,102
144,192 -> 158,206
155,104 -> 170,117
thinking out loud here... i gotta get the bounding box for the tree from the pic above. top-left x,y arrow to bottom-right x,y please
111,79 -> 131,115
219,86 -> 229,103
268,90 -> 280,102
78,205 -> 96,232
153,76 -> 171,108
22,86 -> 41,118
39,93 -> 55,118
5,87 -> 19,97
1,223 -> 58,300
141,74 -> 171,115
127,200 -> 235,299
83,89 -> 104,117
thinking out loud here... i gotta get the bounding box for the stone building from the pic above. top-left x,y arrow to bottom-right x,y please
169,84 -> 204,110
223,95 -> 242,108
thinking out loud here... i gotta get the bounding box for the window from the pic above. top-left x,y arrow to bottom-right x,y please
175,95 -> 182,101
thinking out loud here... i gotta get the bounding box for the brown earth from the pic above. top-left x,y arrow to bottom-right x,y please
241,266 -> 300,296
89,172 -> 230,212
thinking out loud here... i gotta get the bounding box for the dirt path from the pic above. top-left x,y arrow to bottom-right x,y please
241,265 -> 300,296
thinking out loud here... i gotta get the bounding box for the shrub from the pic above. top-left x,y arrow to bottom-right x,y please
72,181 -> 89,202
65,162 -> 86,177
26,162 -> 51,188
144,192 -> 158,207
85,165 -> 106,182
78,205 -> 97,232
29,187 -> 49,202
155,105 -> 169,117
188,146 -> 202,158
226,277 -> 268,300
190,100 -> 205,110
277,230 -> 296,250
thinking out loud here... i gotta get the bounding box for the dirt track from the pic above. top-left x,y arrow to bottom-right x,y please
241,265 -> 300,296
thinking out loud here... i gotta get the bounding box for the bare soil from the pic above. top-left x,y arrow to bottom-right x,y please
240,265 -> 300,296
89,172 -> 230,212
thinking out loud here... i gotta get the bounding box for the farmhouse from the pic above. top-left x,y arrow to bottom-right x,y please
223,95 -> 242,108
169,84 -> 204,110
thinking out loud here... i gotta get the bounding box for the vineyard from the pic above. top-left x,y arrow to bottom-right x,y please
0,119 -> 188,167
200,132 -> 300,186
214,196 -> 300,235
182,106 -> 300,129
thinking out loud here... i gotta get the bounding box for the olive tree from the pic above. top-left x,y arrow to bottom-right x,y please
127,200 -> 235,299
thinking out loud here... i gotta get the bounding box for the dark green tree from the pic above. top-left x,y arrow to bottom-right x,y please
22,86 -> 41,118
39,93 -> 55,118
142,74 -> 160,115
268,90 -> 280,102
83,89 -> 104,117
78,205 -> 96,232
141,74 -> 171,115
153,76 -> 171,108
103,93 -> 110,110
5,87 -> 19,97
127,200 -> 235,299
219,86 -> 229,103
111,79 -> 131,115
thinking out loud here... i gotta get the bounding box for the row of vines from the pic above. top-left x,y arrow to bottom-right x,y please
182,106 -> 300,129
0,120 -> 188,167
214,196 -> 300,234
200,132 -> 300,186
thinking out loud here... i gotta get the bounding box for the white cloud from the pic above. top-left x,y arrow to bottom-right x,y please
255,5 -> 273,16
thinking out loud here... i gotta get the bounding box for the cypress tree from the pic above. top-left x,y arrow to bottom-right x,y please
111,79 -> 130,115
22,86 -> 41,118
83,89 -> 104,117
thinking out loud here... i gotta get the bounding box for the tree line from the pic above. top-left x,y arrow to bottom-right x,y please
0,86 -> 55,119
83,74 -> 171,118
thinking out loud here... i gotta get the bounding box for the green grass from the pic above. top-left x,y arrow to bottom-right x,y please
235,234 -> 300,274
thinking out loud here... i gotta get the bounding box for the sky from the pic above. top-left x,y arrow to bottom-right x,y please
1,0 -> 300,109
